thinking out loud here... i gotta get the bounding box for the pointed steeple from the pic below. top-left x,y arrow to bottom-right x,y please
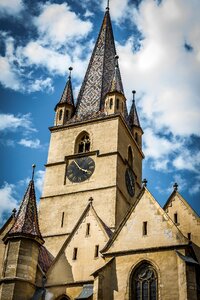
54,67 -> 75,126
109,55 -> 124,94
75,7 -> 126,117
128,91 -> 143,148
5,165 -> 44,244
55,67 -> 74,110
128,91 -> 141,128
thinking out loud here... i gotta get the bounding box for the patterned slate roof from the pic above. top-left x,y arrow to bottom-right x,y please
55,75 -> 74,110
38,245 -> 54,273
75,9 -> 126,117
128,98 -> 141,128
8,180 -> 43,243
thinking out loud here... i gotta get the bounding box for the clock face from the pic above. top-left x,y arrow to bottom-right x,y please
66,157 -> 95,183
125,167 -> 135,197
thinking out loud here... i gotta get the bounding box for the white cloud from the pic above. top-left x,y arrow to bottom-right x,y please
189,175 -> 200,195
34,3 -> 92,47
28,77 -> 54,93
101,0 -> 129,23
118,0 -> 200,137
18,138 -> 41,149
35,170 -> 45,194
173,149 -> 200,173
0,182 -> 18,224
0,56 -> 20,90
0,0 -> 24,16
21,41 -> 70,75
0,113 -> 36,132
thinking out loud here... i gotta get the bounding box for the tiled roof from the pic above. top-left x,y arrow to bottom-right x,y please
38,245 -> 54,273
128,99 -> 141,128
55,75 -> 74,110
75,9 -> 126,117
7,180 -> 43,243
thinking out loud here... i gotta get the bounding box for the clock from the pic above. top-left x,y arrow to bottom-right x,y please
125,167 -> 135,197
66,157 -> 95,183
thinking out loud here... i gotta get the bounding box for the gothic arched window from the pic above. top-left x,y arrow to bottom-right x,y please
128,146 -> 133,169
130,262 -> 157,300
75,132 -> 91,153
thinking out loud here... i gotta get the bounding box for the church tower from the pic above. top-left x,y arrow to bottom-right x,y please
39,6 -> 144,255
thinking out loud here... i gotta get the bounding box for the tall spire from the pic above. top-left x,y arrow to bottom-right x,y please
75,8 -> 125,117
5,165 -> 44,244
128,91 -> 141,128
55,67 -> 74,110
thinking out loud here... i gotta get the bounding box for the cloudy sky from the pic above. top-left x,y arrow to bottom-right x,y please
0,0 -> 199,225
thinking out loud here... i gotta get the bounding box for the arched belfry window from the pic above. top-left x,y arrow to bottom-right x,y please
130,262 -> 157,300
75,132 -> 91,153
128,146 -> 133,169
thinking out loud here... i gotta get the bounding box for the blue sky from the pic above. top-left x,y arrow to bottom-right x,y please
0,0 -> 200,225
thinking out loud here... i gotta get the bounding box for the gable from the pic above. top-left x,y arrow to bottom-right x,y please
164,192 -> 200,246
46,203 -> 110,285
104,189 -> 188,254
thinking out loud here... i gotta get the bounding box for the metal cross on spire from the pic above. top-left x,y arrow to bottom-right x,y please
106,0 -> 110,10
31,164 -> 36,181
68,66 -> 73,78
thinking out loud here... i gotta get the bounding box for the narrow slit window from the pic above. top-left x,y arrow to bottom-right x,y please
174,213 -> 178,224
66,110 -> 69,120
110,98 -> 113,109
61,212 -> 65,228
135,132 -> 138,143
116,98 -> 119,109
86,223 -> 90,236
143,221 -> 148,236
187,233 -> 191,240
94,245 -> 99,258
73,248 -> 78,260
59,109 -> 63,121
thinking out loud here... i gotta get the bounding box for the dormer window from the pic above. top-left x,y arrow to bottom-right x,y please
75,132 -> 91,153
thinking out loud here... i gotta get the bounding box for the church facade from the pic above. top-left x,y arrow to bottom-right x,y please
0,6 -> 199,300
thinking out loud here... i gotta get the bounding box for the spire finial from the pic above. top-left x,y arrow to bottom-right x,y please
106,0 -> 110,10
173,182 -> 178,191
115,54 -> 119,68
89,197 -> 93,205
68,66 -> 73,79
142,178 -> 147,187
12,208 -> 17,217
132,90 -> 136,102
32,164 -> 36,181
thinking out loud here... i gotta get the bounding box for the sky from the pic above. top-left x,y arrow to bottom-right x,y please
0,0 -> 200,226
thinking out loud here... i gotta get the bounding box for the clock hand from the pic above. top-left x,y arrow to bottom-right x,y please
74,160 -> 89,173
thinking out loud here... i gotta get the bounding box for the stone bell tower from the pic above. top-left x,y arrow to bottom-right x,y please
39,6 -> 144,256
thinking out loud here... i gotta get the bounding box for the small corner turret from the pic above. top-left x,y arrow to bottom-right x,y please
54,67 -> 75,126
104,55 -> 126,117
128,90 -> 143,149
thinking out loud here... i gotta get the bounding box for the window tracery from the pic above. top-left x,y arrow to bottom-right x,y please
130,262 -> 157,300
75,132 -> 91,153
